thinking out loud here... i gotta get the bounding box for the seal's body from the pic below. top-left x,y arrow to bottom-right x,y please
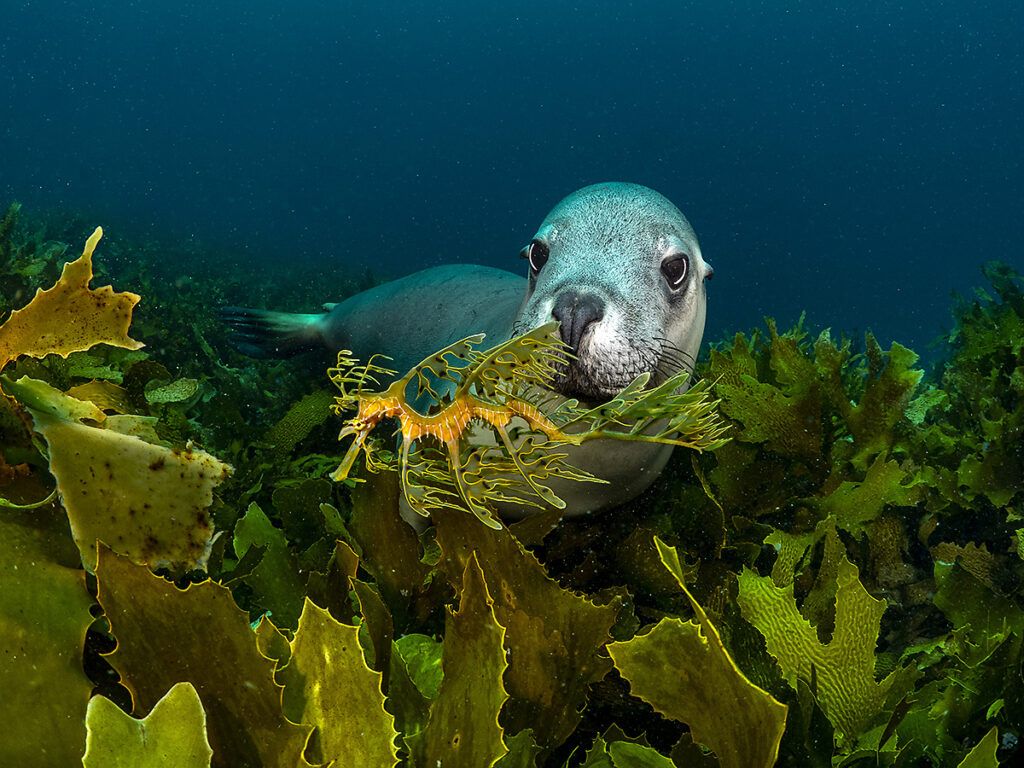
223,182 -> 713,517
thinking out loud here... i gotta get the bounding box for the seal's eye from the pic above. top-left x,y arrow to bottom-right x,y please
661,255 -> 689,289
527,240 -> 549,275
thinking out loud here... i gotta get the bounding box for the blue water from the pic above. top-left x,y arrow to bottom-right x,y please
3,1 -> 1022,358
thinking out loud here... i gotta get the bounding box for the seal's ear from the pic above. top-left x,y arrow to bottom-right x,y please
705,264 -> 714,280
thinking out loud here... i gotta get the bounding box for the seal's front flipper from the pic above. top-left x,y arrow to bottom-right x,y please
218,307 -> 325,358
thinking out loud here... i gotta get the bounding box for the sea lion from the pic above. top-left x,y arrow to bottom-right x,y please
222,182 -> 713,517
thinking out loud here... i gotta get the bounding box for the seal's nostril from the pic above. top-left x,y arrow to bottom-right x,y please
552,292 -> 605,353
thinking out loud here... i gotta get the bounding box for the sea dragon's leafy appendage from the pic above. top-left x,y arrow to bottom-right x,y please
329,322 -> 729,528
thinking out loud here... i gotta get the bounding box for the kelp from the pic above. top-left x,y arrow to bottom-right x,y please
0,227 -> 141,373
737,553 -> 916,744
2,204 -> 1023,767
82,683 -> 214,768
609,539 -> 788,768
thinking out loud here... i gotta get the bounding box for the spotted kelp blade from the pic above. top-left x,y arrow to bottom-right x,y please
6,375 -> 229,573
329,321 -> 729,526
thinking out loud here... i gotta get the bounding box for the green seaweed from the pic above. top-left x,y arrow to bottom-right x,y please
2,203 -> 1023,766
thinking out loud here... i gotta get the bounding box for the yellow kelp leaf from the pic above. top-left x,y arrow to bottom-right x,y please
68,379 -> 134,413
956,726 -> 999,768
932,560 -> 1024,667
0,227 -> 142,372
279,599 -> 399,768
0,510 -> 93,767
432,505 -> 618,749
409,553 -> 509,768
96,547 -> 311,768
737,555 -> 912,742
7,375 -> 229,571
83,683 -> 213,768
608,539 -> 787,768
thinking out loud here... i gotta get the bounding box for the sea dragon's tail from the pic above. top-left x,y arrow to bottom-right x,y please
218,307 -> 325,357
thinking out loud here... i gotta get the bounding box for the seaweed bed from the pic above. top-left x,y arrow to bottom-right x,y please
1,201 -> 1021,767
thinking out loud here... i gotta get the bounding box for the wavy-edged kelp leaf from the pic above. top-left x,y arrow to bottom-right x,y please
816,333 -> 924,469
351,577 -> 395,679
7,375 -> 230,571
83,683 -> 213,768
958,449 -> 1022,509
347,470 -> 441,630
609,538 -> 787,768
394,633 -> 444,702
935,263 -> 1024,512
580,734 -> 678,767
707,321 -> 926,512
304,537 -> 360,625
270,477 -> 335,551
232,502 -> 304,628
760,520 -> 848,641
68,378 -> 135,413
931,541 -> 997,588
95,547 -> 310,768
0,226 -> 142,374
254,615 -> 292,668
956,726 -> 1000,768
737,553 -> 915,744
409,553 -> 509,768
383,636 -> 433,745
815,455 -> 923,536
933,559 -> 1024,667
432,505 -> 619,748
278,599 -> 399,767
0,511 -> 93,767
709,320 -> 824,461
493,729 -> 542,768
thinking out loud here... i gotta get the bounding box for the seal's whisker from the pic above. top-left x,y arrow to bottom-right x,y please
652,335 -> 697,363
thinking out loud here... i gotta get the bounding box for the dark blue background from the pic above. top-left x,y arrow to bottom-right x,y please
3,1 -> 1022,356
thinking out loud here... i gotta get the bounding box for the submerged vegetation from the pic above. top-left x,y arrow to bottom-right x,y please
1,201 -> 1021,767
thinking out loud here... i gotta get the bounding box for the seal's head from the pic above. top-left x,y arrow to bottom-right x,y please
514,182 -> 713,401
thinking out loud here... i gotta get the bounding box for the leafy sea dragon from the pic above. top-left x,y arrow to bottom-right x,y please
329,322 -> 728,529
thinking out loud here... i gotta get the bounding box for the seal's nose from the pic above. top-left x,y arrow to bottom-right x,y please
551,291 -> 605,353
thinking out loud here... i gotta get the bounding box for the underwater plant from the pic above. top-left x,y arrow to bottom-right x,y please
327,322 -> 729,528
1,207 -> 1021,767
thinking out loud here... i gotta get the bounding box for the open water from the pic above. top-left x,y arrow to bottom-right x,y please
2,0 -> 1022,356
